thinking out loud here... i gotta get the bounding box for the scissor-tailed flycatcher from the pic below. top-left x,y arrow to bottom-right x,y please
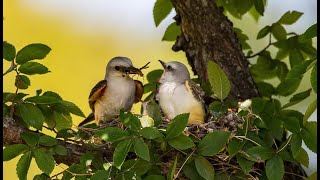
79,56 -> 144,126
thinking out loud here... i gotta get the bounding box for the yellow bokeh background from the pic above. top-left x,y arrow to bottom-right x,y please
3,0 -> 316,179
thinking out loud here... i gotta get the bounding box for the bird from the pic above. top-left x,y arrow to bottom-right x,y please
155,60 -> 206,125
78,56 -> 144,126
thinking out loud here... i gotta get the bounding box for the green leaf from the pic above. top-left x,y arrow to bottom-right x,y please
294,147 -> 309,167
54,145 -> 68,156
278,11 -> 303,25
166,113 -> 189,139
143,83 -> 157,94
282,89 -> 312,109
228,138 -> 245,158
133,138 -> 150,161
16,151 -> 32,180
15,75 -> 30,89
122,159 -> 152,176
145,100 -> 162,126
257,25 -> 270,39
195,156 -> 215,180
153,0 -> 172,27
3,144 -> 29,161
276,78 -> 301,96
119,110 -> 141,132
16,43 -> 51,64
144,175 -> 166,180
289,48 -> 304,68
60,100 -> 85,117
3,41 -> 16,61
208,101 -> 227,119
43,91 -> 63,100
271,23 -> 287,40
90,170 -> 109,180
167,155 -> 178,180
276,62 -> 289,82
266,155 -> 284,180
307,171 -> 317,180
147,69 -> 163,82
251,97 -> 267,114
113,139 -> 133,169
256,82 -> 275,98
39,135 -> 57,146
183,162 -> 205,180
236,155 -> 254,174
207,61 -> 231,100
21,132 -> 40,147
53,111 -> 72,131
33,148 -> 55,175
303,99 -> 317,124
281,116 -> 301,133
18,103 -> 45,130
33,173 -> 50,180
18,62 -> 49,75
198,131 -> 231,156
291,133 -> 302,158
95,127 -> 129,142
311,63 -> 317,93
140,127 -> 163,139
168,134 -> 195,150
245,146 -> 274,162
162,22 -> 181,41
301,121 -> 317,153
25,95 -> 61,104
298,23 -> 317,42
253,0 -> 265,16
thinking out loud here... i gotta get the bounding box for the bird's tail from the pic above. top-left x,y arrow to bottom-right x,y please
78,113 -> 95,127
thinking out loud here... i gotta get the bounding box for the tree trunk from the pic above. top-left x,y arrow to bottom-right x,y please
171,0 -> 259,101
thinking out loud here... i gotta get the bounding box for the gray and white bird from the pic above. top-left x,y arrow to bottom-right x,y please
78,57 -> 144,126
156,60 -> 206,125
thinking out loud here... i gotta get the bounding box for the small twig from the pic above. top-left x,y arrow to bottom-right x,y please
173,149 -> 196,180
284,171 -> 307,179
276,135 -> 292,154
43,125 -> 58,133
235,136 -> 261,146
139,61 -> 150,70
246,33 -> 272,59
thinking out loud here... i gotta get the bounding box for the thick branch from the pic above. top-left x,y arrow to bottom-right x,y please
171,0 -> 259,101
3,116 -> 112,166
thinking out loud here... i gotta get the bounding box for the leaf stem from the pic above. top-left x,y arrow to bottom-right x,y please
173,149 -> 195,180
246,33 -> 273,59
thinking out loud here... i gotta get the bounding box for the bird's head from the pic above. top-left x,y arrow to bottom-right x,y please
105,56 -> 143,79
158,60 -> 190,84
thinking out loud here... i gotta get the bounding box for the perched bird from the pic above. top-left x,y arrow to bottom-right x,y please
156,60 -> 206,125
78,57 -> 144,126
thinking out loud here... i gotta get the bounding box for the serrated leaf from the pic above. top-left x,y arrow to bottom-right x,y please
25,95 -> 61,104
95,127 -> 130,142
21,132 -> 40,147
119,110 -> 141,132
140,127 -> 163,139
298,23 -> 317,42
266,155 -> 284,180
3,41 -> 16,61
289,48 -> 304,68
54,111 -> 72,131
33,148 -> 55,175
207,61 -> 231,100
301,121 -> 317,153
291,133 -> 302,158
195,156 -> 215,180
16,43 -> 51,64
271,23 -> 287,40
90,170 -> 109,180
294,147 -> 309,167
303,99 -> 317,124
39,135 -> 57,146
153,0 -> 172,27
18,103 -> 45,130
198,131 -> 231,156
60,100 -> 85,117
245,146 -> 274,162
168,134 -> 195,150
256,82 -> 275,98
236,155 -> 254,174
16,151 -> 32,180
162,22 -> 181,41
257,25 -> 270,39
54,145 -> 68,156
113,139 -> 132,169
311,63 -> 317,93
166,113 -> 189,139
134,138 -> 150,161
15,75 -> 30,90
282,89 -> 312,109
281,116 -> 301,133
18,62 -> 49,75
33,173 -> 50,180
3,144 -> 29,161
278,11 -> 303,25
276,78 -> 301,96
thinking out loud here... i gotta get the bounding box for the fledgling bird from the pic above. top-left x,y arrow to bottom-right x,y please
78,57 -> 144,126
156,60 -> 206,125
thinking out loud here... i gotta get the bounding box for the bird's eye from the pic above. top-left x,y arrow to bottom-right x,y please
115,66 -> 120,71
167,65 -> 172,71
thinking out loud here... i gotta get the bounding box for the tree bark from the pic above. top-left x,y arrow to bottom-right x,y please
170,0 -> 259,101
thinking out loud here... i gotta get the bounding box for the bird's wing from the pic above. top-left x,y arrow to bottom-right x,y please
184,79 -> 206,104
88,80 -> 108,111
134,80 -> 144,103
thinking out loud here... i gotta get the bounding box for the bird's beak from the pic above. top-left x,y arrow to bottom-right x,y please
158,60 -> 166,69
125,66 -> 143,76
